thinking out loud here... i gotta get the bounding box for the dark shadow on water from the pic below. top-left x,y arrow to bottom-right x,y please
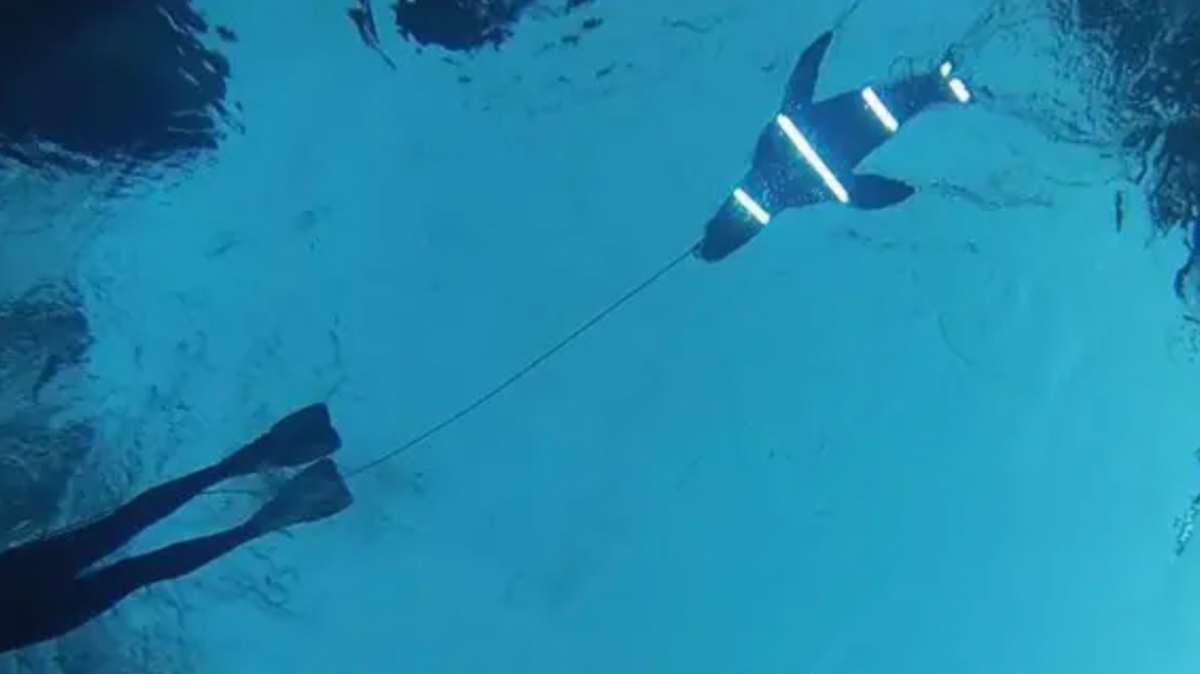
0,282 -> 95,548
1057,0 -> 1200,233
391,0 -> 598,54
0,0 -> 235,174
393,0 -> 527,52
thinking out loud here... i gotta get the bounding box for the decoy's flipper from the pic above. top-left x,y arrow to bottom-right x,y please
783,30 -> 833,111
849,174 -> 916,210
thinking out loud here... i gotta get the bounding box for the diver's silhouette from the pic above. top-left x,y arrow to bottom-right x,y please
0,403 -> 353,654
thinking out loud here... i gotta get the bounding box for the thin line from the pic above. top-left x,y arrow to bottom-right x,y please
23,242 -> 699,543
343,242 -> 699,479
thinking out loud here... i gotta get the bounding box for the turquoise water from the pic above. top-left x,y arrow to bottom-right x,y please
8,0 -> 1200,671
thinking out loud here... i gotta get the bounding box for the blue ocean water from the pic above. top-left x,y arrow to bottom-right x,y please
4,0 -> 1200,672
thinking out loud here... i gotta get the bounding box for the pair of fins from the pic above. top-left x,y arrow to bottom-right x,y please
227,403 -> 355,534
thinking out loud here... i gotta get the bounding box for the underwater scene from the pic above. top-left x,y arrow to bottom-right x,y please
3,0 -> 1200,672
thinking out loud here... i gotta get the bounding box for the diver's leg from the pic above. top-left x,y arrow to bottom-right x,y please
47,523 -> 262,637
0,549 -> 79,653
61,459 -> 353,626
3,459 -> 353,650
0,506 -> 250,654
15,460 -> 241,577
15,404 -> 339,576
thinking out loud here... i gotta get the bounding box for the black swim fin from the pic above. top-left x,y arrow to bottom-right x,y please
250,458 -> 353,533
849,174 -> 915,210
783,30 -> 833,112
227,403 -> 342,473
